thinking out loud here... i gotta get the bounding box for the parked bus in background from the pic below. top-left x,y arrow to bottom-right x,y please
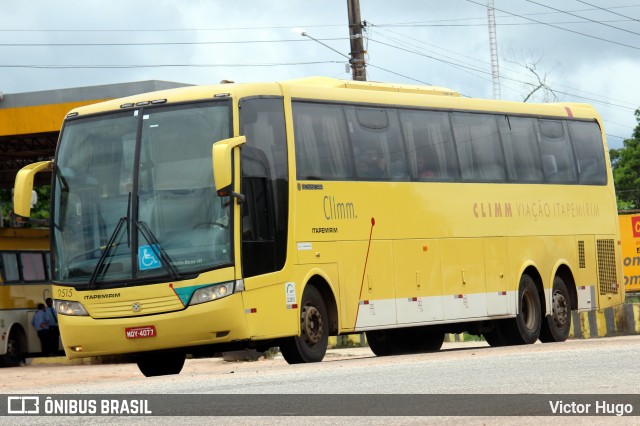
14,77 -> 624,376
0,227 -> 51,366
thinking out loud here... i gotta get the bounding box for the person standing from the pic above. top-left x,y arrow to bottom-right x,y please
45,298 -> 59,355
31,303 -> 51,356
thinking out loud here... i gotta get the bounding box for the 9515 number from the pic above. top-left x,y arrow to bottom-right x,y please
56,288 -> 74,298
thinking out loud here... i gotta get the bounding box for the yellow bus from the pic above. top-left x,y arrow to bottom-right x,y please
0,227 -> 51,366
14,77 -> 624,376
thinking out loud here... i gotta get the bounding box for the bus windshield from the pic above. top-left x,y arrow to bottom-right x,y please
52,102 -> 232,286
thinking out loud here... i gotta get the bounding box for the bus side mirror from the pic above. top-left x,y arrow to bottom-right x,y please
14,160 -> 53,218
212,136 -> 246,195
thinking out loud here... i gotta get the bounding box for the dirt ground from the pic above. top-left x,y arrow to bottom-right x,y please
0,344 -> 382,392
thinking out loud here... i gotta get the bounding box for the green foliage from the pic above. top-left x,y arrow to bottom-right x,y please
0,185 -> 50,227
610,108 -> 640,211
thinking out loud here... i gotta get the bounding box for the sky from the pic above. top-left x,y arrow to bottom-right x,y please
1,0 -> 639,149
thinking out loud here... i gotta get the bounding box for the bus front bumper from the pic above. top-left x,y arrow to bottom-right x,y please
58,293 -> 249,359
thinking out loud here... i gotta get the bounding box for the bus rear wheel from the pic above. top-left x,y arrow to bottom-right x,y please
136,351 -> 186,377
511,274 -> 542,344
540,276 -> 571,343
280,286 -> 328,364
367,327 -> 444,356
0,329 -> 23,367
366,330 -> 396,356
483,320 -> 512,347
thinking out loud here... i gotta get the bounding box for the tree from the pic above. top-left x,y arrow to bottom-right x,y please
0,184 -> 50,227
610,108 -> 640,211
504,49 -> 559,103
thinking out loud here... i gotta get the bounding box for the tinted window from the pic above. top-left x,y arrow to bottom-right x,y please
538,120 -> 577,183
345,106 -> 407,180
399,109 -> 459,180
499,116 -> 543,182
1,253 -> 19,282
451,113 -> 505,182
240,97 -> 289,271
293,103 -> 353,179
568,121 -> 607,185
21,253 -> 46,281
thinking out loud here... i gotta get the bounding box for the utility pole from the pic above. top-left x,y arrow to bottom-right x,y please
347,0 -> 367,81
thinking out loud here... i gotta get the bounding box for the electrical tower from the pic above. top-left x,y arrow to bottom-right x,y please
487,0 -> 501,99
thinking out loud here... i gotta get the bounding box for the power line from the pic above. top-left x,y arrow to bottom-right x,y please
0,37 -> 348,47
0,61 -> 342,69
465,0 -> 640,51
524,0 -> 640,37
574,1 -> 640,23
367,24 -> 637,112
375,18 -> 638,28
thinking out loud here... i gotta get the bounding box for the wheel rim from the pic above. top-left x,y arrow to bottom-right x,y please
301,305 -> 323,346
521,290 -> 537,330
6,338 -> 18,359
552,290 -> 569,328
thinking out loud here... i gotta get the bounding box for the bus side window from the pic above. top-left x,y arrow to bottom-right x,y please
499,116 -> 543,183
345,106 -> 407,180
20,252 -> 46,282
538,120 -> 577,184
399,109 -> 459,180
568,121 -> 607,185
451,112 -> 506,182
292,102 -> 352,180
0,253 -> 20,282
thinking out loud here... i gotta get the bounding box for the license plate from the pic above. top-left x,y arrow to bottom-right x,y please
125,326 -> 156,339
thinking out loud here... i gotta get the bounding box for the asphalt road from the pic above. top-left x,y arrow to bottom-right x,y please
2,336 -> 639,425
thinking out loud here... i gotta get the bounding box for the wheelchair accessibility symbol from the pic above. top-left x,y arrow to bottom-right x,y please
138,245 -> 161,270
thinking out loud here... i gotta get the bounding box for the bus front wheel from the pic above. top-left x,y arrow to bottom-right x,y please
0,329 -> 23,367
136,351 -> 186,377
280,286 -> 328,364
539,276 -> 571,343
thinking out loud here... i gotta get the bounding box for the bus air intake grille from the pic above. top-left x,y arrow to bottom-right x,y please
578,240 -> 585,269
596,239 -> 618,295
87,295 -> 185,319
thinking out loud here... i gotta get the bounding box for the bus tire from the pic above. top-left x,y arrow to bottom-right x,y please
539,276 -> 571,343
365,330 -> 396,356
511,274 -> 542,344
136,351 -> 186,377
0,329 -> 23,367
483,320 -> 512,347
367,328 -> 444,355
280,286 -> 328,364
409,328 -> 444,353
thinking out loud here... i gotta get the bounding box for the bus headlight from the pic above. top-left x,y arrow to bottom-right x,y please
189,282 -> 234,306
54,300 -> 89,316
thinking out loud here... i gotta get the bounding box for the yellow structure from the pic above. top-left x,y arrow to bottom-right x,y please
619,213 -> 640,293
0,81 -> 189,188
14,77 -> 624,376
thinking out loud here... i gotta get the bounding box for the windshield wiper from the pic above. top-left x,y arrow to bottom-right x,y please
136,220 -> 181,281
88,216 -> 127,289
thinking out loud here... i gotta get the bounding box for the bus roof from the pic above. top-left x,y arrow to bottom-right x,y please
66,77 -> 600,122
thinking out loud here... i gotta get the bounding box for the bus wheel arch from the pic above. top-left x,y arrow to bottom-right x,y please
1,324 -> 26,367
305,275 -> 339,335
279,277 -> 335,364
